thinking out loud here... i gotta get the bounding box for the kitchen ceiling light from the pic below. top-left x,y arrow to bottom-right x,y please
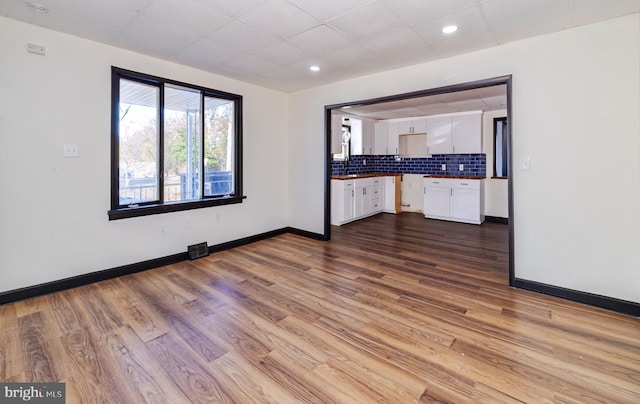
309,65 -> 320,72
442,25 -> 458,34
28,3 -> 49,13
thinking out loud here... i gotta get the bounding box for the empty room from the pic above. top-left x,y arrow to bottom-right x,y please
1,1 -> 639,402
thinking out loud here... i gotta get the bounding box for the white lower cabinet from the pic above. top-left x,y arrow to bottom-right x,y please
331,180 -> 355,226
332,177 -> 388,226
383,176 -> 401,213
423,178 -> 484,224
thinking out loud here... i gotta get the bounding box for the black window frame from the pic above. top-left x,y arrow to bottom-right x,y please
493,117 -> 509,178
109,67 -> 244,220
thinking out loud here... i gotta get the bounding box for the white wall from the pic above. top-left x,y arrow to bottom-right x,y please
0,17 -> 289,294
483,109 -> 509,218
288,15 -> 640,303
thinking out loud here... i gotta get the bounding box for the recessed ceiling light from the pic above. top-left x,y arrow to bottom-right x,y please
442,25 -> 458,34
309,65 -> 320,72
28,2 -> 49,13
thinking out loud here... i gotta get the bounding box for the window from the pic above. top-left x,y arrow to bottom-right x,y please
493,117 -> 508,178
109,67 -> 243,220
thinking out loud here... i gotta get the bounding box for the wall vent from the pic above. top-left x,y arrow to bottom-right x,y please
188,242 -> 209,260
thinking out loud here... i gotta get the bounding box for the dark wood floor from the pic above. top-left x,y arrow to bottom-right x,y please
1,213 -> 639,403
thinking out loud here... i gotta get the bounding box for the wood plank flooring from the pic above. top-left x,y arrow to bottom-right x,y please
1,212 -> 639,403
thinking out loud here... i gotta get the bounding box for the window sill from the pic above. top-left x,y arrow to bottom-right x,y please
108,195 -> 246,220
491,176 -> 508,180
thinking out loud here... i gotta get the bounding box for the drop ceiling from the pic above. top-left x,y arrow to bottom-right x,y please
338,84 -> 508,120
1,0 -> 639,93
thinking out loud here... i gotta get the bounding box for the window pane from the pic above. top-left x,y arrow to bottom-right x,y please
164,85 -> 202,201
118,79 -> 159,205
204,97 -> 234,196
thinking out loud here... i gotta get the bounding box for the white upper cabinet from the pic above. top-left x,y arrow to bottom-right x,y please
374,122 -> 388,155
452,113 -> 482,154
426,116 -> 453,155
387,122 -> 399,155
398,119 -> 427,134
331,114 -> 342,155
352,119 -> 376,155
426,112 -> 482,154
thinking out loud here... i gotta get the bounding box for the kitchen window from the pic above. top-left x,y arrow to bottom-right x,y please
493,117 -> 508,178
109,67 -> 243,220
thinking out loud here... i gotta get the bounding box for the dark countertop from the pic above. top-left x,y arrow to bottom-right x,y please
331,173 -> 402,180
424,175 -> 485,179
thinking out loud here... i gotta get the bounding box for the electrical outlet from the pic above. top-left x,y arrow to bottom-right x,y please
441,164 -> 446,171
27,43 -> 46,56
459,164 -> 464,171
363,159 -> 366,166
522,157 -> 531,171
63,143 -> 79,158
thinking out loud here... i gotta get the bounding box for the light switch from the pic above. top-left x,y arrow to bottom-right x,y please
459,164 -> 464,171
441,164 -> 446,171
522,157 -> 531,171
63,143 -> 79,158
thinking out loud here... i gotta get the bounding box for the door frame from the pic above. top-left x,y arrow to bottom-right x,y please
323,75 -> 515,285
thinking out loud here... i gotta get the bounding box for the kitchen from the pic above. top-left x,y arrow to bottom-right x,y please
329,84 -> 508,228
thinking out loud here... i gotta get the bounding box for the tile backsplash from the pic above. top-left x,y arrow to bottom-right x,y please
331,154 -> 486,177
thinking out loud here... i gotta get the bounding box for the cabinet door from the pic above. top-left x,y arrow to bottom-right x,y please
424,179 -> 451,218
331,114 -> 342,154
452,114 -> 482,154
398,121 -> 413,135
383,177 -> 396,213
354,186 -> 365,218
363,120 -> 376,155
343,188 -> 354,222
412,119 -> 427,134
350,119 -> 364,155
374,122 -> 388,154
387,122 -> 399,155
450,188 -> 479,222
426,117 -> 452,154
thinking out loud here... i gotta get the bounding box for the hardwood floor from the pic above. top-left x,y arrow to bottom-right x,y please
1,212 -> 639,403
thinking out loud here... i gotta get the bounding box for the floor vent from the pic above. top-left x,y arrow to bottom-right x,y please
188,242 -> 209,260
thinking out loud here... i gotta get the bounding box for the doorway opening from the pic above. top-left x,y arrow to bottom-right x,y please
323,76 -> 514,285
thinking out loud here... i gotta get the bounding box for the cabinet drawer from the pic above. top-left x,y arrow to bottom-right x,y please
343,181 -> 354,189
424,178 -> 451,188
451,179 -> 481,190
372,178 -> 382,186
355,178 -> 373,187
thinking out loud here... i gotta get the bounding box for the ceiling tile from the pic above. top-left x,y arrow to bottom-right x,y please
206,20 -> 279,52
142,0 -> 231,36
104,0 -> 154,13
382,0 -> 478,25
322,45 -> 377,69
289,0 -> 375,22
411,5 -> 496,55
328,1 -> 406,42
121,15 -> 200,58
194,0 -> 269,18
240,0 -> 320,39
174,37 -> 242,69
287,24 -> 355,56
361,27 -> 431,60
254,41 -> 313,67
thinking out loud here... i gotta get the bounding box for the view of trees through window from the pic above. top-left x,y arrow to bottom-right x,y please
118,80 -> 234,206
